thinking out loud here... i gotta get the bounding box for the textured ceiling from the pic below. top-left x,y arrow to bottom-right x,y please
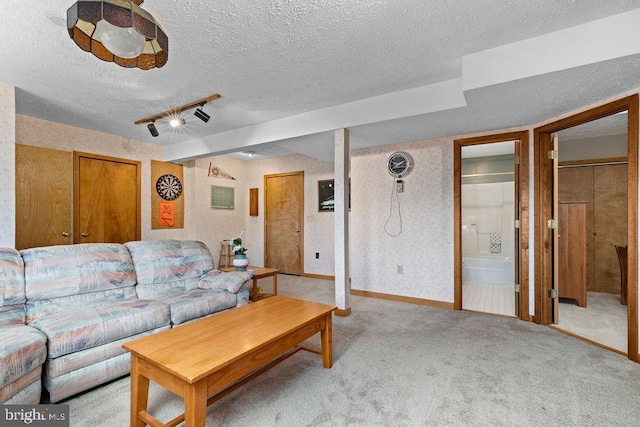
1,1 -> 640,163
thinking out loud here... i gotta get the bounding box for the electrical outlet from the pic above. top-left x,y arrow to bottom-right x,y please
315,252 -> 319,259
396,265 -> 403,274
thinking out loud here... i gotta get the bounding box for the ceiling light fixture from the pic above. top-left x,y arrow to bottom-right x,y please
135,94 -> 220,137
170,118 -> 186,128
147,121 -> 158,137
194,104 -> 210,123
67,0 -> 168,70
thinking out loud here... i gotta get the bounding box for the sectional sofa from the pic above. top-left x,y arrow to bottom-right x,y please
0,240 -> 253,404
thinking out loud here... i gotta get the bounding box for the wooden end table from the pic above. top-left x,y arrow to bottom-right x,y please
219,265 -> 280,301
123,296 -> 336,427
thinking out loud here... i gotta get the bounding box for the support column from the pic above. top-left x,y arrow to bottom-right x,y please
334,129 -> 351,316
0,83 -> 16,247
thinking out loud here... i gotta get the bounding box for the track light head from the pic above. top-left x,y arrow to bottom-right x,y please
147,122 -> 159,137
194,106 -> 210,123
170,118 -> 186,128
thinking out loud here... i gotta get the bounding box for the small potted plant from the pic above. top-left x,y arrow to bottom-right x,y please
231,232 -> 249,271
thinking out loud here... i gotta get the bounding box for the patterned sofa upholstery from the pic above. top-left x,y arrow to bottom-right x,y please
21,243 -> 172,403
124,240 -> 253,326
0,248 -> 47,404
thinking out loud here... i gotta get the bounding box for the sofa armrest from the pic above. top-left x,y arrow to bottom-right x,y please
198,270 -> 253,294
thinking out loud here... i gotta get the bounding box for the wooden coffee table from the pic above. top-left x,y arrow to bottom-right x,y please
219,265 -> 280,301
123,296 -> 336,427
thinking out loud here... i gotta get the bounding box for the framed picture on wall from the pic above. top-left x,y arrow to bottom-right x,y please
318,179 -> 350,212
211,185 -> 235,209
318,179 -> 334,211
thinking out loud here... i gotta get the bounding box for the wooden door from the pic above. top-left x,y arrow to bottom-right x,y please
558,202 -> 587,307
15,145 -> 73,250
594,164 -> 628,293
264,172 -> 304,274
513,140 -> 521,318
552,134 -> 560,324
558,167 -> 595,291
74,152 -> 141,244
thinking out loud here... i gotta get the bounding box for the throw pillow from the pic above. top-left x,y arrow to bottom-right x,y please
198,270 -> 253,293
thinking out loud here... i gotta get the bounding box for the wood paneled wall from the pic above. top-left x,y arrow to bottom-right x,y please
558,164 -> 627,295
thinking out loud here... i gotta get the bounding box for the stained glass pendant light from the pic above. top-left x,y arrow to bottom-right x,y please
67,0 -> 168,70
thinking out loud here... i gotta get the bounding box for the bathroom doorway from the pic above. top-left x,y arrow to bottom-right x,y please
454,131 -> 529,320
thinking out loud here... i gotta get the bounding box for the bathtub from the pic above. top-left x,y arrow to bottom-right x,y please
462,254 -> 514,286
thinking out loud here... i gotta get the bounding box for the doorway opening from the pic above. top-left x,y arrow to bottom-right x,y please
534,94 -> 639,362
454,131 -> 529,320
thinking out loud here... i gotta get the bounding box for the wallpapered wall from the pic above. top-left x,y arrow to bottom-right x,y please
192,156 -> 248,264
351,138 -> 455,303
0,83 -> 16,247
245,154 -> 335,276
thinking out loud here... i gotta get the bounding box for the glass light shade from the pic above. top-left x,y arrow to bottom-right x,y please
67,0 -> 169,70
96,20 -> 145,59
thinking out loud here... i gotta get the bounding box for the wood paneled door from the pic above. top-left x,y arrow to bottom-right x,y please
15,145 -> 73,250
264,171 -> 304,275
74,152 -> 141,244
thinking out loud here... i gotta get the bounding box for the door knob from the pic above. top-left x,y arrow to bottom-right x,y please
62,232 -> 69,237
81,232 -> 88,237
296,229 -> 300,233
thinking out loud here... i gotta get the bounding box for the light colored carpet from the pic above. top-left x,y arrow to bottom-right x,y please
64,276 -> 640,426
556,291 -> 628,353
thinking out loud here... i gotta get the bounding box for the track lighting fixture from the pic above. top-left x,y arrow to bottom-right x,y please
147,121 -> 159,137
135,94 -> 220,138
170,118 -> 186,128
194,105 -> 210,123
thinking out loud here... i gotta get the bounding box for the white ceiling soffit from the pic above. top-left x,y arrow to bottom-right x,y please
166,79 -> 466,161
167,8 -> 640,162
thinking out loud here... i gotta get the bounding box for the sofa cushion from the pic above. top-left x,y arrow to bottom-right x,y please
21,243 -> 137,303
29,299 -> 170,359
0,248 -> 26,326
125,240 -> 216,298
149,290 -> 237,325
0,325 -> 47,389
199,270 -> 254,293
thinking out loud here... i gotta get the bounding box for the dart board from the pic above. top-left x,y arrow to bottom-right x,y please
155,174 -> 183,201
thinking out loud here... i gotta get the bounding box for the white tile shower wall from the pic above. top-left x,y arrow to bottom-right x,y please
15,115 -> 194,243
0,83 -> 15,247
461,182 -> 514,258
245,154 -> 335,275
351,138 -> 454,302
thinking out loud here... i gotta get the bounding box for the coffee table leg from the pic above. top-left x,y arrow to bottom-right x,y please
321,313 -> 333,368
252,277 -> 258,301
130,354 -> 149,427
185,379 -> 207,426
273,273 -> 278,296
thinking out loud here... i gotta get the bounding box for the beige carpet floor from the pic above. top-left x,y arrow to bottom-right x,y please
556,291 -> 628,353
63,275 -> 640,426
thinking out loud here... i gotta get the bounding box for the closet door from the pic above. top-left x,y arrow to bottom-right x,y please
593,164 -> 627,294
74,152 -> 141,244
15,145 -> 72,250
